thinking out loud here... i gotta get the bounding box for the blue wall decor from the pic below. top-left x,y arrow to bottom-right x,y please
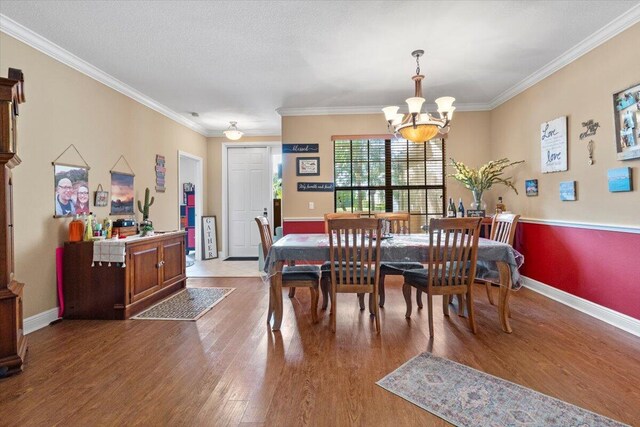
283,144 -> 319,154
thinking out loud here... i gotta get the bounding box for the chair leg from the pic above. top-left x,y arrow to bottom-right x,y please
368,293 -> 374,315
330,282 -> 337,333
288,287 -> 296,298
357,293 -> 365,311
427,293 -> 434,337
457,294 -> 466,317
442,294 -> 449,317
321,277 -> 330,310
485,282 -> 494,305
402,284 -> 412,318
267,283 -> 275,324
373,291 -> 380,333
466,288 -> 477,334
310,287 -> 319,323
378,273 -> 386,307
416,289 -> 423,309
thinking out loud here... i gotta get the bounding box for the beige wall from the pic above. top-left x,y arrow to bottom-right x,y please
206,135 -> 281,251
281,112 -> 492,218
0,34 -> 208,317
490,23 -> 640,226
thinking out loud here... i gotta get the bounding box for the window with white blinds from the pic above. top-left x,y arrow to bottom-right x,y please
333,138 -> 445,233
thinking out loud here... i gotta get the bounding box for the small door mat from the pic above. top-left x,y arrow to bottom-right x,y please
132,287 -> 235,321
225,257 -> 258,261
377,352 -> 627,427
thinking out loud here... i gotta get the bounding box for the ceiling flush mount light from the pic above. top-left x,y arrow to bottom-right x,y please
223,121 -> 243,140
383,50 -> 455,143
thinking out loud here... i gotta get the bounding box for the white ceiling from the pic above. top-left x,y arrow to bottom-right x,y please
1,1 -> 639,136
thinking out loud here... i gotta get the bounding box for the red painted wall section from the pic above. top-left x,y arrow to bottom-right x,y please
516,222 -> 640,320
283,220 -> 325,235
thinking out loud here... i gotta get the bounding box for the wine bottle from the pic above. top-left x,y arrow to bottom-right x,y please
447,198 -> 456,218
457,198 -> 465,218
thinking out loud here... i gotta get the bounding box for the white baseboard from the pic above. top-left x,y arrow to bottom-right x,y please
521,276 -> 640,338
24,307 -> 60,335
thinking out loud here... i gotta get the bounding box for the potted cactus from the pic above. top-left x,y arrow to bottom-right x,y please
137,187 -> 155,236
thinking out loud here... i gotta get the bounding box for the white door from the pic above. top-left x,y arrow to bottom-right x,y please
227,147 -> 271,257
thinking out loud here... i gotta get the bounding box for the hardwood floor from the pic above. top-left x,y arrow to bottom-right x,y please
1,277 -> 639,426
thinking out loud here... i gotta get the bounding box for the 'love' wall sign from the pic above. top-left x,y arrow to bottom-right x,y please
541,116 -> 567,173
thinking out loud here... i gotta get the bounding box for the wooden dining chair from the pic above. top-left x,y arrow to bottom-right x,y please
479,213 -> 520,305
255,216 -> 320,324
327,218 -> 383,333
319,212 -> 361,310
402,217 -> 481,337
373,212 -> 423,308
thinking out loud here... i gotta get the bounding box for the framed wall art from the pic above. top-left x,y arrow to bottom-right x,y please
541,116 -> 568,173
607,167 -> 632,192
525,179 -> 538,196
559,181 -> 576,201
296,157 -> 320,176
94,184 -> 109,207
613,82 -> 640,161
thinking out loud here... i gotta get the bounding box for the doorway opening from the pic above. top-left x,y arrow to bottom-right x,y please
178,151 -> 204,263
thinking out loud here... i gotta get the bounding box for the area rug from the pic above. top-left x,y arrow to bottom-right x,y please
377,352 -> 627,427
132,287 -> 235,321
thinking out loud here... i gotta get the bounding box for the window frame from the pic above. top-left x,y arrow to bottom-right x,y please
333,137 -> 446,228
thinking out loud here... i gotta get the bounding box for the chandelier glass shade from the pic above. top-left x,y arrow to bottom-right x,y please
223,121 -> 243,140
383,50 -> 455,143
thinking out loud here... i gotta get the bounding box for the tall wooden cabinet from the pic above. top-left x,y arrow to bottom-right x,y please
0,69 -> 26,377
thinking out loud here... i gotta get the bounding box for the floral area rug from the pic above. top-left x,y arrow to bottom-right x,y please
377,352 -> 627,427
132,287 -> 235,321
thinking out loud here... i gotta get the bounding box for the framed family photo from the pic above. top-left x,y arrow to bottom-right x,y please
296,157 -> 320,176
613,82 -> 640,161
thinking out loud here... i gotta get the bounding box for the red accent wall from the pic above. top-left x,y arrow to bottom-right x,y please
515,222 -> 640,320
283,220 -> 325,235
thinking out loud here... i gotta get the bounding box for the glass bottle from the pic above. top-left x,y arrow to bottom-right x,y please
496,197 -> 506,214
457,198 -> 465,218
69,214 -> 84,242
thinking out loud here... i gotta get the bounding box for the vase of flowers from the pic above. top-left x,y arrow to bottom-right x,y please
449,158 -> 524,209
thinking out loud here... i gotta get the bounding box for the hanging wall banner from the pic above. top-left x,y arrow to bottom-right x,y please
297,182 -> 334,192
283,144 -> 319,154
540,116 -> 568,173
110,172 -> 135,215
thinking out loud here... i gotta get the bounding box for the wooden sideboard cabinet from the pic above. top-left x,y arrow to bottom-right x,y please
63,231 -> 186,320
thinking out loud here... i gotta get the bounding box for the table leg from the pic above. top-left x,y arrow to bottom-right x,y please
271,261 -> 284,331
497,262 -> 512,333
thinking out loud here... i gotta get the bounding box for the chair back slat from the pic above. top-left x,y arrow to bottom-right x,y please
374,212 -> 411,234
490,213 -> 520,246
428,218 -> 481,289
328,218 -> 383,286
254,216 -> 273,255
324,212 -> 361,233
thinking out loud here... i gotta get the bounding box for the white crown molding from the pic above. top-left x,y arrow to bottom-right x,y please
0,14 -> 208,136
24,307 -> 59,335
276,103 -> 491,117
489,4 -> 640,109
520,217 -> 640,234
522,276 -> 640,338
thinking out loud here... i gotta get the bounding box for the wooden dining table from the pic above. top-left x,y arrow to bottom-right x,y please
263,233 -> 524,333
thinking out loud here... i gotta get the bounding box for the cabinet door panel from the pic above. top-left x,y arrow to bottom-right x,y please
162,238 -> 185,286
129,243 -> 161,302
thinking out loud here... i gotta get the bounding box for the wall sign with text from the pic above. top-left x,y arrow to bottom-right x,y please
541,116 -> 568,173
201,216 -> 218,260
283,144 -> 319,154
297,182 -> 334,192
